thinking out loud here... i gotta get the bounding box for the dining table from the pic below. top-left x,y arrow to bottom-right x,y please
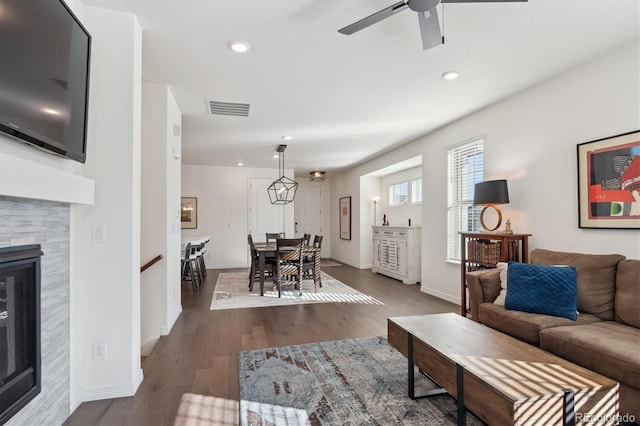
251,242 -> 321,296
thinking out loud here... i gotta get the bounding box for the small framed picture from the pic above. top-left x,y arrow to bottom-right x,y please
339,196 -> 351,240
181,197 -> 198,229
577,130 -> 640,229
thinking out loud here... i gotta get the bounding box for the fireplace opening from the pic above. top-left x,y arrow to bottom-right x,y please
0,245 -> 43,424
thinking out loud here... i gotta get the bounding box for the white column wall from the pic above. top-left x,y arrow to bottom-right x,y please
140,84 -> 166,355
72,6 -> 143,402
330,40 -> 640,304
165,89 -> 183,334
140,83 -> 182,356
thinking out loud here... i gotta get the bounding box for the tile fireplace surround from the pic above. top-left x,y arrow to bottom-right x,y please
0,196 -> 70,425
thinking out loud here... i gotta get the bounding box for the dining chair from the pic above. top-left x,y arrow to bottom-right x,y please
191,236 -> 209,281
247,234 -> 275,291
302,233 -> 311,246
180,242 -> 200,292
275,238 -> 304,297
266,232 -> 285,242
303,235 -> 323,280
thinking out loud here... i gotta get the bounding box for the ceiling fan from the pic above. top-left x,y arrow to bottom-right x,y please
338,0 -> 528,51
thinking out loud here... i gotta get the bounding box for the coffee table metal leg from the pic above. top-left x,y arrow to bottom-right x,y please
563,389 -> 575,426
457,363 -> 465,426
407,333 -> 447,400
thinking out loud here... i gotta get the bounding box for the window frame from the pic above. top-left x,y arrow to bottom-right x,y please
446,137 -> 484,262
410,178 -> 422,205
388,181 -> 409,206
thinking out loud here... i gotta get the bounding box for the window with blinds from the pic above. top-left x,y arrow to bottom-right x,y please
447,138 -> 484,261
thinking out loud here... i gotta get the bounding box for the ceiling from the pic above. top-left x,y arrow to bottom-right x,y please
82,0 -> 639,178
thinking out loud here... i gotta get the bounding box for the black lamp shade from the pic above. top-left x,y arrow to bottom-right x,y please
474,180 -> 509,206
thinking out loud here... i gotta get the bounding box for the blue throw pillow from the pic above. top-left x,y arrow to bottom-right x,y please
505,261 -> 578,321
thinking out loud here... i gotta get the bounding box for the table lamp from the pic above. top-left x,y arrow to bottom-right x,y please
473,179 -> 509,232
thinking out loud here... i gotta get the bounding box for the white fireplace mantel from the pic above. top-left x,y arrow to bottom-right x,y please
0,152 -> 94,205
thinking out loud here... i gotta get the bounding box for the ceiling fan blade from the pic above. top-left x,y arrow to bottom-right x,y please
441,0 -> 527,3
417,8 -> 443,50
338,1 -> 409,35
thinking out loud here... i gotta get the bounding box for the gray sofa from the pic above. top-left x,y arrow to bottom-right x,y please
467,248 -> 640,420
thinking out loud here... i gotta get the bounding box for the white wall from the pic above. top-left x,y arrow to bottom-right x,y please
331,40 -> 640,305
181,165 -> 295,268
164,88 -> 183,333
71,5 -> 144,404
140,83 -> 182,356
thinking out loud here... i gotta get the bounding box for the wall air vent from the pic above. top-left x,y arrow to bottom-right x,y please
207,100 -> 250,117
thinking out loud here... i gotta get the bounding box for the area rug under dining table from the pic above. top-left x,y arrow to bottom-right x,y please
210,271 -> 383,310
238,336 -> 483,425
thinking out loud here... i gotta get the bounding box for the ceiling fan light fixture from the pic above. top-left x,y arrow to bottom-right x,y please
228,40 -> 251,53
441,70 -> 459,80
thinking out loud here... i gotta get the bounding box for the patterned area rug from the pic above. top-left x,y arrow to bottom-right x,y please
238,336 -> 483,425
211,272 -> 383,310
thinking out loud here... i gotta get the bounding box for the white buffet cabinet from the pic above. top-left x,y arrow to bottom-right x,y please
372,226 -> 421,284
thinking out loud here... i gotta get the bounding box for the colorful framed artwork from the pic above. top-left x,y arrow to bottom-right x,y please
339,196 -> 351,240
181,197 -> 198,229
577,130 -> 640,229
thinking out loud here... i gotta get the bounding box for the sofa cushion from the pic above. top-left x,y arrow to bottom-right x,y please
530,249 -> 624,320
493,262 -> 508,306
505,262 -> 577,320
477,302 -> 601,346
615,259 -> 640,328
540,321 -> 640,389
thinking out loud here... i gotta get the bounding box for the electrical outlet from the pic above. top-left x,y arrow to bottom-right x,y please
93,341 -> 107,360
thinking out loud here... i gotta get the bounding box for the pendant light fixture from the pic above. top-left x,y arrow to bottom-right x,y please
267,144 -> 298,204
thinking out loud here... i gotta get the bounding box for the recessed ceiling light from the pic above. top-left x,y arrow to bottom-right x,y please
441,71 -> 459,80
228,40 -> 250,53
282,135 -> 293,141
272,153 -> 279,159
237,162 -> 244,166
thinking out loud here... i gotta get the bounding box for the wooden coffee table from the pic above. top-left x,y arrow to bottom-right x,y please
388,313 -> 619,426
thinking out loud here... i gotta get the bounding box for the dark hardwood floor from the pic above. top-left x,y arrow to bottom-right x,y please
65,264 -> 458,425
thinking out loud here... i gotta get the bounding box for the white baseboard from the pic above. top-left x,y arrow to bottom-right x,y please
70,393 -> 82,415
141,337 -> 159,357
419,286 -> 460,305
78,368 -> 144,402
162,305 -> 182,335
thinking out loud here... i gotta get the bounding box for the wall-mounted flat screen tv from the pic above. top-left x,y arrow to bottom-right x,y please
0,0 -> 91,163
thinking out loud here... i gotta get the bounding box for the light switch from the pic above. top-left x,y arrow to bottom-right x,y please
92,225 -> 106,243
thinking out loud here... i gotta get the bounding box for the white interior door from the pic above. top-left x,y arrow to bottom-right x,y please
249,178 -> 285,242
294,186 -> 322,239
